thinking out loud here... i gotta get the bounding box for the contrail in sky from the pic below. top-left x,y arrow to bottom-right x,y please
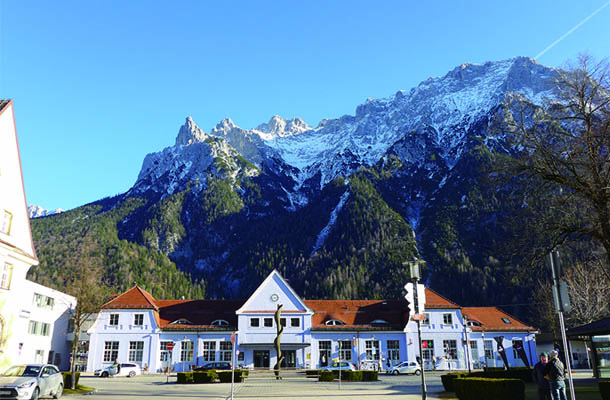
535,0 -> 610,59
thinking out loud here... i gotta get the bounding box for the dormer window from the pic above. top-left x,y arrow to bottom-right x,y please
501,317 -> 512,324
370,319 -> 389,325
170,319 -> 193,325
325,319 -> 345,326
211,319 -> 229,326
467,320 -> 483,327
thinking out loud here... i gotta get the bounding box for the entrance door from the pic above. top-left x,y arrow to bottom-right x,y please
254,351 -> 270,368
281,350 -> 296,368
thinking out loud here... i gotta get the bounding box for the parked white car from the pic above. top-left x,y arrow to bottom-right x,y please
386,361 -> 422,375
94,363 -> 141,378
0,364 -> 63,399
321,361 -> 356,372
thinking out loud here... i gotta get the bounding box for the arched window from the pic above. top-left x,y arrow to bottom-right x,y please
211,319 -> 229,326
170,319 -> 193,325
370,319 -> 389,325
325,319 -> 345,326
467,320 -> 482,327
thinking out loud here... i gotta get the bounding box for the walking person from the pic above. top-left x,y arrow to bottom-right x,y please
542,350 -> 568,400
532,352 -> 551,400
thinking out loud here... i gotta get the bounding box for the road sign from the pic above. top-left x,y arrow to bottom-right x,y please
411,313 -> 427,321
167,342 -> 174,351
236,350 -> 240,355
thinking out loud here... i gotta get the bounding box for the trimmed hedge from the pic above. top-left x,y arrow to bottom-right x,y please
217,370 -> 243,383
441,372 -> 469,392
177,372 -> 194,383
474,368 -> 533,383
600,380 -> 610,400
305,369 -> 320,377
62,372 -> 80,388
319,371 -> 335,382
454,377 -> 525,400
193,371 -> 216,383
361,370 -> 378,381
331,370 -> 362,381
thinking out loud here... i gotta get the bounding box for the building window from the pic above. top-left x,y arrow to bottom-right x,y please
263,318 -> 273,327
484,340 -> 493,359
422,340 -> 435,361
324,319 -> 345,326
512,340 -> 523,359
211,319 -> 229,326
290,318 -> 300,327
470,340 -> 479,361
33,293 -> 54,310
133,314 -> 144,326
339,340 -> 352,361
109,314 -> 119,326
160,341 -> 172,363
181,340 -> 194,362
28,321 -> 50,336
442,313 -> 453,325
202,341 -> 216,361
1,210 -> 12,235
220,341 -> 232,362
502,318 -> 512,324
422,313 -> 430,326
34,350 -> 44,363
103,341 -> 119,362
238,352 -> 245,362
280,318 -> 286,327
365,340 -> 380,360
387,340 -> 400,361
250,318 -> 259,327
129,341 -> 144,362
319,340 -> 331,367
0,262 -> 12,290
443,340 -> 458,360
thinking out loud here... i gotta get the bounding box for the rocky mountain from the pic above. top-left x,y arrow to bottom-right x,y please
30,57 -> 563,311
28,205 -> 64,218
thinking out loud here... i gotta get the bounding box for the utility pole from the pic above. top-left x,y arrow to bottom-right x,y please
407,259 -> 427,400
547,250 -> 576,400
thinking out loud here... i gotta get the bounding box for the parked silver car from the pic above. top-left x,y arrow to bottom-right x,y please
321,361 -> 356,372
0,364 -> 63,399
94,362 -> 141,378
386,361 -> 422,375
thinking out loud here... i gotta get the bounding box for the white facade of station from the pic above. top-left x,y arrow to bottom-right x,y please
0,100 -> 76,371
87,270 -> 537,373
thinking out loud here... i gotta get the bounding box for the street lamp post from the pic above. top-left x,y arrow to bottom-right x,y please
409,259 -> 427,400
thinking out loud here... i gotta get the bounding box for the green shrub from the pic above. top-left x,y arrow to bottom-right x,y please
472,368 -> 533,383
454,377 -> 525,400
305,369 -> 320,377
192,371 -> 216,383
217,370 -> 243,383
361,370 -> 378,381
240,369 -> 249,378
177,372 -> 193,383
332,370 -> 362,381
441,373 -> 468,392
62,372 -> 80,388
600,380 -> 610,400
318,371 -> 335,382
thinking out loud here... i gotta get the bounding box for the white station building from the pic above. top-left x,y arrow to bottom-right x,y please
87,269 -> 537,372
0,99 -> 76,371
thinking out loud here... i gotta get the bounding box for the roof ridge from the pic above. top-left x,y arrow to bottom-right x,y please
101,285 -> 159,310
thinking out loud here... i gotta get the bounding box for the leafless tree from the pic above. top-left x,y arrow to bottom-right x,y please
498,55 -> 610,280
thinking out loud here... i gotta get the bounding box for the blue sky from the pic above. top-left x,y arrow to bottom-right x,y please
1,1 -> 609,211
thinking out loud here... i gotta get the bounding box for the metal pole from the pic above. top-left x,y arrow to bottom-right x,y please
558,312 -> 576,400
231,332 -> 236,400
464,322 -> 471,373
339,341 -> 342,390
413,279 -> 427,400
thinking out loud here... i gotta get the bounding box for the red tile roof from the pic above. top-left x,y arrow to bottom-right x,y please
101,286 -> 158,310
424,288 -> 461,309
156,299 -> 245,329
462,307 -> 536,332
304,299 -> 409,330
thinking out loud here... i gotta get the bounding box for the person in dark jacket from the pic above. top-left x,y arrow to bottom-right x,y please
532,352 -> 551,400
542,350 -> 567,400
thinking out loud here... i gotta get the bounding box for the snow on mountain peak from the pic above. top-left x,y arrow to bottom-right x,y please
175,116 -> 208,146
28,205 -> 64,218
254,115 -> 311,140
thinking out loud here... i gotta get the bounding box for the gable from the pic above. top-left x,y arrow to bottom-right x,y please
0,100 -> 38,264
101,286 -> 158,310
236,270 -> 312,314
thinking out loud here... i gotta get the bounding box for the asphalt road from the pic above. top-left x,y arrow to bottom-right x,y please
70,372 -> 447,400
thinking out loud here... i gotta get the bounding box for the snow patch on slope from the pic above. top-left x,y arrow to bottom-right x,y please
311,190 -> 350,256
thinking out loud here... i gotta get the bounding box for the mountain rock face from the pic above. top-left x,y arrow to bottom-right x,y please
30,57 -> 562,311
28,205 -> 64,218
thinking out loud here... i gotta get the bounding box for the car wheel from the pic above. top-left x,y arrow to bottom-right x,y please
392,370 -> 399,375
53,383 -> 63,399
30,387 -> 40,400
128,371 -> 136,377
101,371 -> 109,378
415,369 -> 421,376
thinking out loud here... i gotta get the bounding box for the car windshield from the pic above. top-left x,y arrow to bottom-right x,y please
3,365 -> 41,377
